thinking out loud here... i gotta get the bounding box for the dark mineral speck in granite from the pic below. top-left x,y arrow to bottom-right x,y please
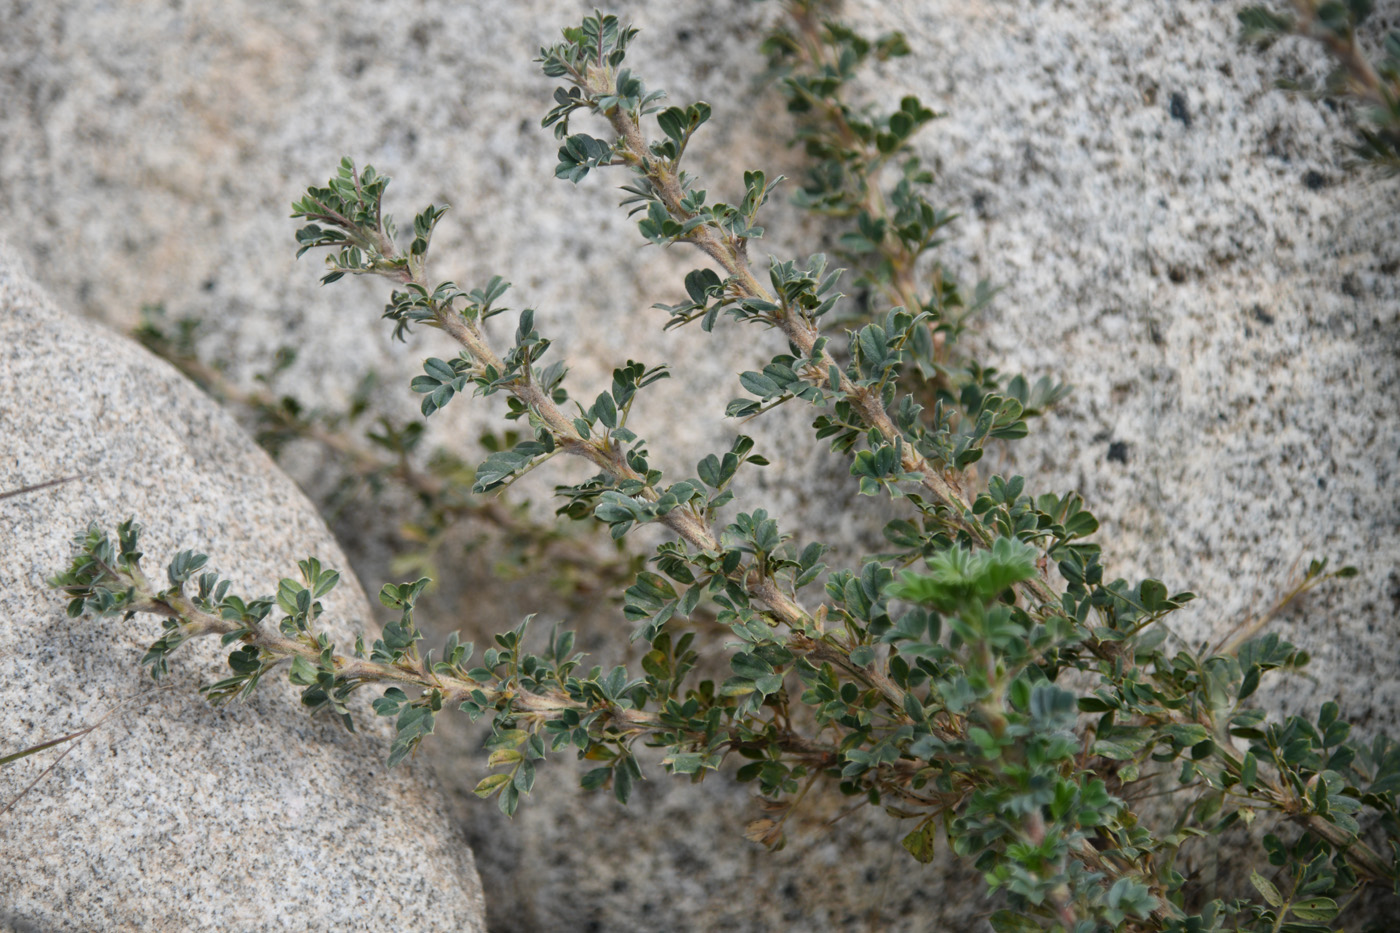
1169,91 -> 1191,127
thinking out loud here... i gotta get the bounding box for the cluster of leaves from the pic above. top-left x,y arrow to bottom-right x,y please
52,6 -> 1400,932
48,520 -> 668,801
760,2 -> 1069,418
133,304 -> 640,603
1241,0 -> 1400,174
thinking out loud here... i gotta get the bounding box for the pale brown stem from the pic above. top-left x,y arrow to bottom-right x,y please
596,83 -> 972,519
1293,0 -> 1386,108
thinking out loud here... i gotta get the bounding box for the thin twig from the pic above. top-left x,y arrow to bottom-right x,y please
0,685 -> 169,818
0,474 -> 88,502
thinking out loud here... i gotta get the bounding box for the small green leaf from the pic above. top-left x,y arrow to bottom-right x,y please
1290,896 -> 1339,921
288,655 -> 319,686
594,391 -> 618,429
901,821 -> 937,863
1250,870 -> 1283,907
473,773 -> 511,798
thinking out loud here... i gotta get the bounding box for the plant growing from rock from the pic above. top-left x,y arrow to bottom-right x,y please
49,6 -> 1400,930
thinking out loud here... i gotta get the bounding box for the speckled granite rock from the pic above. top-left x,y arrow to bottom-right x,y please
854,0 -> 1400,728
2,1 -> 1398,931
0,242 -> 486,932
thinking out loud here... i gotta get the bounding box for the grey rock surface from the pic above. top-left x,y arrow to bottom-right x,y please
859,0 -> 1400,726
2,0 -> 1398,930
0,242 -> 486,932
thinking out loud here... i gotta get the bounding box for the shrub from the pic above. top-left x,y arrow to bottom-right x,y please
45,5 -> 1400,930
